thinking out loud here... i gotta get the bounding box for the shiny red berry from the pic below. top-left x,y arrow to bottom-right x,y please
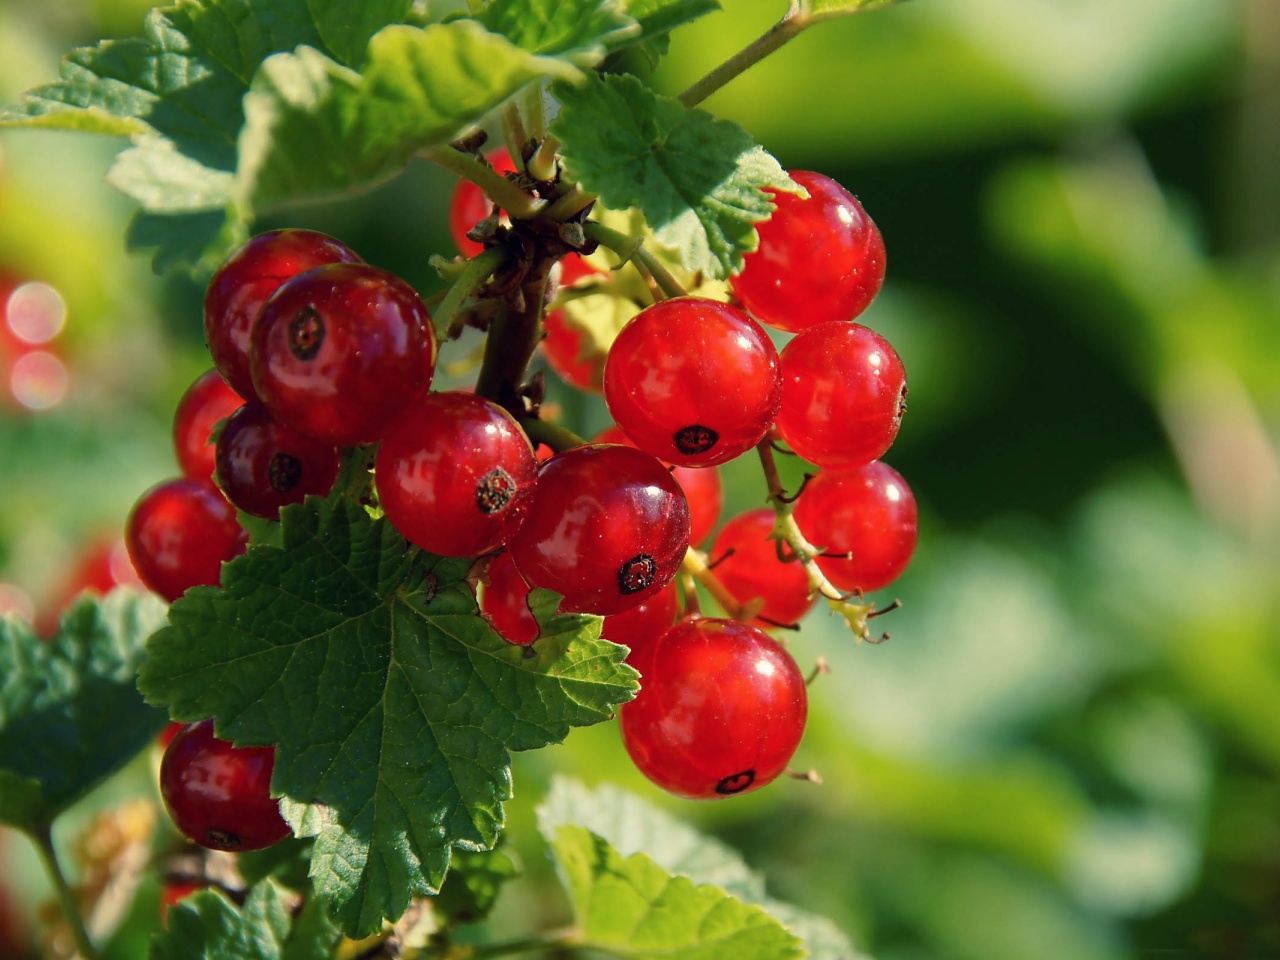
620,617 -> 807,799
793,462 -> 917,593
377,392 -> 538,557
775,322 -> 906,469
204,230 -> 363,402
214,403 -> 341,518
731,170 -> 885,332
251,263 -> 436,446
480,551 -> 539,646
709,509 -> 816,628
159,719 -> 291,852
509,444 -> 690,616
172,370 -> 243,482
125,480 -> 247,602
541,255 -> 608,391
600,580 -> 681,661
449,148 -> 519,257
604,297 -> 782,468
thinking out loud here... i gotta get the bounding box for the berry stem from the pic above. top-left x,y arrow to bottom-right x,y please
527,134 -> 559,183
434,247 -> 509,341
473,255 -> 555,419
756,438 -> 880,641
681,547 -> 750,621
522,84 -> 549,145
32,822 -> 102,960
502,103 -> 528,172
539,183 -> 595,222
677,0 -> 901,109
425,146 -> 546,219
583,222 -> 687,299
518,417 -> 587,453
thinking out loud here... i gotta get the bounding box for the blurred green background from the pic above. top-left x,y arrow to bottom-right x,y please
0,0 -> 1278,957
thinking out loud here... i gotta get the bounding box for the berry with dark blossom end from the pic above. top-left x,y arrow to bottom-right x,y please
377,392 -> 538,558
160,719 -> 290,852
172,370 -> 243,482
620,617 -> 807,799
604,297 -> 782,468
731,170 -> 885,332
775,321 -> 906,470
793,461 -> 917,593
204,230 -> 363,402
125,479 -> 247,602
509,444 -> 690,616
250,263 -> 436,446
214,403 -> 341,518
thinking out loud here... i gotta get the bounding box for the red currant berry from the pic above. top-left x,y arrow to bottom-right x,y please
172,370 -> 243,482
204,230 -> 363,402
214,403 -> 341,518
604,297 -> 781,468
775,322 -> 906,469
480,551 -> 539,645
377,392 -> 537,557
160,880 -> 204,926
731,170 -> 885,332
620,617 -> 807,799
793,462 -> 917,593
449,148 -> 519,258
509,444 -> 690,616
595,426 -> 721,546
160,719 -> 291,852
251,263 -> 436,446
541,255 -> 608,391
125,479 -> 247,602
709,509 -> 816,628
600,579 -> 680,661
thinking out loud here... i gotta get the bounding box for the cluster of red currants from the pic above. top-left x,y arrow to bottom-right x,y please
135,162 -> 917,855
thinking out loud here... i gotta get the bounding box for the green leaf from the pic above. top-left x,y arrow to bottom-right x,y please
619,0 -> 721,63
540,778 -> 872,960
138,498 -> 637,938
550,73 -> 795,278
432,846 -> 520,925
800,0 -> 905,20
151,881 -> 337,960
236,836 -> 315,893
237,22 -> 582,213
0,591 -> 168,832
482,0 -> 637,63
550,824 -> 805,960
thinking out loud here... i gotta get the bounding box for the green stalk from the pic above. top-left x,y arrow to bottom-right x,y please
434,247 -> 508,341
582,222 -> 687,299
32,823 -> 101,960
677,3 -> 810,108
425,146 -> 545,219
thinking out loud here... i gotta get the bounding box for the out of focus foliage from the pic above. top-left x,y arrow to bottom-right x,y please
0,0 -> 1276,958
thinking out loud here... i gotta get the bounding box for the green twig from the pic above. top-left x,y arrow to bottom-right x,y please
434,247 -> 508,341
32,823 -> 101,960
502,102 -> 528,173
526,133 -> 560,183
522,83 -> 549,145
582,222 -> 687,299
518,417 -> 588,454
678,3 -> 810,108
539,183 -> 595,222
424,146 -> 545,219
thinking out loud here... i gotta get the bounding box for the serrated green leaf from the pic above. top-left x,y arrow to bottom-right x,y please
483,0 -> 637,64
237,22 -> 582,213
237,836 -> 315,893
307,0 -> 417,68
619,0 -> 721,63
551,73 -> 795,278
432,846 -> 520,925
551,824 -> 805,960
138,498 -> 637,938
151,881 -> 337,960
540,779 -> 873,960
0,591 -> 168,832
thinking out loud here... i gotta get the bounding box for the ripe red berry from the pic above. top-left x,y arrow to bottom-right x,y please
594,426 -> 722,547
480,551 -> 539,645
449,148 -> 519,258
509,444 -> 690,616
204,230 -> 363,402
709,509 -> 816,628
377,392 -> 538,557
214,403 -> 341,518
251,263 -> 436,446
125,479 -> 247,602
775,322 -> 907,469
793,462 -> 917,593
160,719 -> 290,852
160,880 -> 204,926
541,255 -> 608,392
731,170 -> 885,332
600,580 -> 680,661
620,617 -> 807,799
604,297 -> 782,468
172,370 -> 244,482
